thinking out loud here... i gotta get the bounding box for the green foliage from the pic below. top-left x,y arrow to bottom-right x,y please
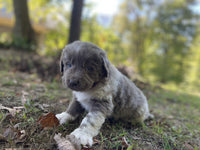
28,0 -> 71,55
184,34 -> 200,90
0,32 -> 12,48
151,0 -> 199,83
0,32 -> 36,51
0,0 -> 12,11
41,28 -> 68,56
81,16 -> 128,65
113,0 -> 200,85
112,0 -> 158,73
11,35 -> 36,51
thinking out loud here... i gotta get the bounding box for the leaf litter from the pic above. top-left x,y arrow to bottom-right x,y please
37,112 -> 59,129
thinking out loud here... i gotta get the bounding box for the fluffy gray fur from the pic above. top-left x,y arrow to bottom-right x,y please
56,41 -> 153,146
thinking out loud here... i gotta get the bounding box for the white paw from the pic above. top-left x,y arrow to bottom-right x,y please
70,128 -> 93,146
56,112 -> 74,124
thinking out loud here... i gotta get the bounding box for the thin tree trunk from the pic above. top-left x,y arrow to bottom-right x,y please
13,0 -> 35,46
68,0 -> 84,44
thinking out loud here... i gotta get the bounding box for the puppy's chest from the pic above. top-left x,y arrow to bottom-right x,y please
73,92 -> 92,111
73,91 -> 112,112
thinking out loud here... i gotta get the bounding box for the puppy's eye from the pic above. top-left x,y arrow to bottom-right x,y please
86,66 -> 94,72
66,62 -> 72,68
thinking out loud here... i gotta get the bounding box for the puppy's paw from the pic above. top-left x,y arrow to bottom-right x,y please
56,112 -> 74,124
144,113 -> 154,121
70,128 -> 93,146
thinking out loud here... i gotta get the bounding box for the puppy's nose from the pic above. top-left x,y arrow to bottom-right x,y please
69,79 -> 80,88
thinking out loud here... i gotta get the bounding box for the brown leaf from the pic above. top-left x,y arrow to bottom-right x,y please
184,142 -> 194,150
37,112 -> 59,129
59,99 -> 70,104
121,137 -> 130,148
81,145 -> 94,150
54,133 -> 76,150
93,138 -> 100,145
16,93 -> 21,96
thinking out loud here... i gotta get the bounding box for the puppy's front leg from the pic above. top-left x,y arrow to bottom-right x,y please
56,97 -> 85,124
70,112 -> 105,146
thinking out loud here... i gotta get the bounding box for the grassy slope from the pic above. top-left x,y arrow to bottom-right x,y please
0,51 -> 200,150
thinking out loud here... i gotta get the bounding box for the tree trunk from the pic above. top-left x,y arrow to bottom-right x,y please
13,0 -> 35,46
68,0 -> 84,44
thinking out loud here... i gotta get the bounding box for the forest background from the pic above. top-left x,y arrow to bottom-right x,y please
0,0 -> 200,149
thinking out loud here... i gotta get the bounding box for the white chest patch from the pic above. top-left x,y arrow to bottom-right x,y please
73,91 -> 91,102
73,91 -> 92,111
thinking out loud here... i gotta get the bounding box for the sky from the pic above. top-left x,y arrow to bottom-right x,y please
86,0 -> 122,16
86,0 -> 122,26
86,0 -> 200,26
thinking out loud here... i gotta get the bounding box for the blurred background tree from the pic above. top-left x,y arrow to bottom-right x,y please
113,0 -> 200,83
0,0 -> 200,92
12,0 -> 35,50
152,0 -> 199,83
68,0 -> 84,43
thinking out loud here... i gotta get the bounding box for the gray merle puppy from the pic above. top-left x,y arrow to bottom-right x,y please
56,41 -> 153,146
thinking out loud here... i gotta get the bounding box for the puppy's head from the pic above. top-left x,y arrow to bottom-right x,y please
60,41 -> 109,91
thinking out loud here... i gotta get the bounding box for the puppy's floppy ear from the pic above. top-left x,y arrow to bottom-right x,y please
60,50 -> 65,76
100,51 -> 110,78
60,60 -> 64,76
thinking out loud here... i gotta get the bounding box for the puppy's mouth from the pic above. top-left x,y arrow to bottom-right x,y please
66,80 -> 93,92
68,85 -> 88,91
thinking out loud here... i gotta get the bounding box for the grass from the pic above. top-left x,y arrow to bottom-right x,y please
0,71 -> 199,150
0,50 -> 200,149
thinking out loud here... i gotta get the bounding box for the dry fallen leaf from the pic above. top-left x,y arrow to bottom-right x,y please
37,112 -> 59,129
0,104 -> 14,113
0,104 -> 24,116
93,138 -> 100,145
82,145 -> 94,150
3,127 -> 27,144
54,134 -> 82,150
54,133 -> 76,150
120,136 -> 130,148
21,91 -> 29,105
184,142 -> 194,150
59,99 -> 70,104
132,136 -> 141,140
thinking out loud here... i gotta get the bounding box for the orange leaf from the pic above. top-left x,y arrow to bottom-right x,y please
37,112 -> 59,129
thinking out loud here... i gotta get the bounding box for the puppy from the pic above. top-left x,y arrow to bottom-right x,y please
56,41 -> 153,146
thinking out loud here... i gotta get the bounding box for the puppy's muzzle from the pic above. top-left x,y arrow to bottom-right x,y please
68,79 -> 81,89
